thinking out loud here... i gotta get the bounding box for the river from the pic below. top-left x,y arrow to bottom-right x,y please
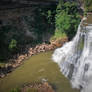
0,51 -> 79,92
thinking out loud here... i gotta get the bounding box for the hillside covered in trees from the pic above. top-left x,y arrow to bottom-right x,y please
0,0 -> 92,66
0,0 -> 92,61
0,0 -> 92,92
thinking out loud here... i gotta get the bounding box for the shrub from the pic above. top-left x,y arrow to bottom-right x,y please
10,88 -> 21,92
9,39 -> 17,51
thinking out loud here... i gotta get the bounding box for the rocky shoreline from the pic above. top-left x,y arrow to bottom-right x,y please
10,82 -> 55,92
0,37 -> 68,78
20,82 -> 55,92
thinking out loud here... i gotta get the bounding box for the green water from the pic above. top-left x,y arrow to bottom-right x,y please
0,51 -> 79,92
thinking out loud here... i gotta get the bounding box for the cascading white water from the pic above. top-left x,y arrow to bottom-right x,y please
52,17 -> 92,92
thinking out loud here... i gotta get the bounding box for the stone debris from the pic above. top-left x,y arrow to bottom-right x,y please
0,37 -> 68,78
21,82 -> 55,92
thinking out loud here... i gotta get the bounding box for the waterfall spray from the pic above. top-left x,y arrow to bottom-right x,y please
52,17 -> 92,92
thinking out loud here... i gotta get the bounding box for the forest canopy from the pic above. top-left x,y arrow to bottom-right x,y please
54,1 -> 80,40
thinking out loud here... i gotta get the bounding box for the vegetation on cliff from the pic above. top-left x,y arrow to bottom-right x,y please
0,5 -> 56,61
0,0 -> 83,62
84,0 -> 92,12
80,0 -> 92,12
51,0 -> 80,40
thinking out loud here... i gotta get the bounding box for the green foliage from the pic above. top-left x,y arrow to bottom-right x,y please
26,88 -> 38,92
0,5 -> 56,61
23,6 -> 56,43
84,0 -> 92,11
55,1 -> 80,39
47,10 -> 52,23
9,39 -> 17,51
84,10 -> 87,16
10,88 -> 21,92
50,29 -> 66,41
0,25 -> 21,60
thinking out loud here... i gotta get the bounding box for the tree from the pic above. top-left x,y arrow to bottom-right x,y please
9,39 -> 17,52
55,1 -> 80,39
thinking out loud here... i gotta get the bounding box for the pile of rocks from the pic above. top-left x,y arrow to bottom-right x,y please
12,43 -> 56,69
21,82 -> 55,92
28,43 -> 54,56
0,64 -> 12,78
0,37 -> 68,78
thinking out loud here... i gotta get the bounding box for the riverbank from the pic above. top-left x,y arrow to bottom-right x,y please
11,82 -> 55,92
0,37 -> 68,78
0,51 -> 79,92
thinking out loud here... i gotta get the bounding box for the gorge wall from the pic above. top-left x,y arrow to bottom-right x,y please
0,1 -> 57,60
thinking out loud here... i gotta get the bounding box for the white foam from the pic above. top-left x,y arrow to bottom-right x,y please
52,17 -> 92,92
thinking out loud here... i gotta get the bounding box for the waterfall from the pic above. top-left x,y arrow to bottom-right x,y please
52,17 -> 92,92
